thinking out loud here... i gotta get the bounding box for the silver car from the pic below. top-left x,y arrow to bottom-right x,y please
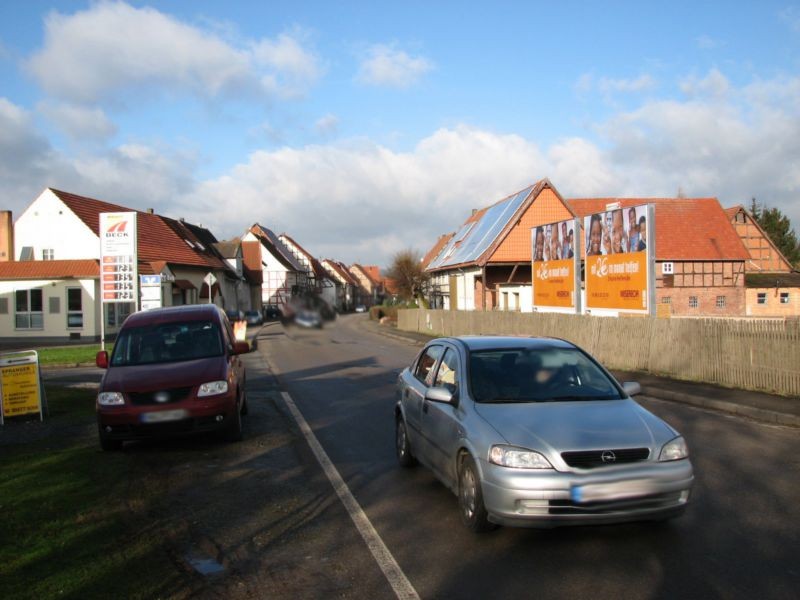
395,336 -> 693,532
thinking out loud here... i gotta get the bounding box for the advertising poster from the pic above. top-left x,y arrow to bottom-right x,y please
531,218 -> 579,312
584,204 -> 651,313
0,351 -> 43,423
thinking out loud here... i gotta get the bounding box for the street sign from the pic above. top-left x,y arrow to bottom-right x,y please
204,272 -> 217,286
140,274 -> 162,310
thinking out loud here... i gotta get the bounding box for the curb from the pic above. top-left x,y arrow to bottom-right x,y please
364,319 -> 799,429
641,388 -> 800,428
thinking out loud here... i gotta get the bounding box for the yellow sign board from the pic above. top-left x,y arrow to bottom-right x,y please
1,351 -> 43,423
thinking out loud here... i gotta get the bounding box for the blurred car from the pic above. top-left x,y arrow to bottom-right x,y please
244,310 -> 263,326
264,304 -> 282,320
395,336 -> 693,531
294,309 -> 322,329
225,309 -> 245,322
355,304 -> 367,313
95,304 -> 250,450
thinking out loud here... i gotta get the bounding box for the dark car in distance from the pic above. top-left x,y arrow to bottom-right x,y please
95,304 -> 250,450
244,310 -> 263,326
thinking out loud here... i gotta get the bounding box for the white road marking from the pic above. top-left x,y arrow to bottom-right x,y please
279,391 -> 420,600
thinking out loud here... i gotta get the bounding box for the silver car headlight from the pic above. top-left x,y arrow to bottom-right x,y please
198,380 -> 229,397
97,391 -> 125,406
659,436 -> 689,461
489,445 -> 553,469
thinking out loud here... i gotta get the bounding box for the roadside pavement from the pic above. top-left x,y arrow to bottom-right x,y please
358,316 -> 800,428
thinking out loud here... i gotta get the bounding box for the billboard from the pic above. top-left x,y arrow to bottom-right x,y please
99,212 -> 138,304
584,204 -> 654,314
532,218 -> 580,312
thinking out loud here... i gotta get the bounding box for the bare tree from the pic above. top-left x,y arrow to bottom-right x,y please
385,249 -> 430,303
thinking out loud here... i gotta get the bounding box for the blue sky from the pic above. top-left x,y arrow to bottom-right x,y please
1,1 -> 799,266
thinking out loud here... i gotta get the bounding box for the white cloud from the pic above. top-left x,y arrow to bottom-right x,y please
779,6 -> 800,33
25,1 -> 322,104
38,102 -> 117,141
356,44 -> 433,89
696,34 -> 723,49
314,113 -> 339,136
576,73 -> 656,96
1,70 -> 798,266
680,68 -> 730,98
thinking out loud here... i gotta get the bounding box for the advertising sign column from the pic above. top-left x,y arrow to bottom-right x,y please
99,212 -> 138,348
531,218 -> 581,313
584,203 -> 654,315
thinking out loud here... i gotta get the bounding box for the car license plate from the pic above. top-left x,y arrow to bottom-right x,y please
141,409 -> 188,423
571,479 -> 658,503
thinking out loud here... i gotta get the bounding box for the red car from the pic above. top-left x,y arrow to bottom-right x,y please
95,304 -> 250,450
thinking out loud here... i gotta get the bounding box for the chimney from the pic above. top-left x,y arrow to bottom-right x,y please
146,208 -> 154,214
0,211 -> 13,262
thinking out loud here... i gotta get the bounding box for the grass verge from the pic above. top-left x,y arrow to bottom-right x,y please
35,344 -> 113,366
0,387 -> 183,600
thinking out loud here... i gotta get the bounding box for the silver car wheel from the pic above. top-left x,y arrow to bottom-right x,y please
460,464 -> 477,519
396,418 -> 416,468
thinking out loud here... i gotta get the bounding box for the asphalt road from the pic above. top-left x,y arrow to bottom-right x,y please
261,314 -> 800,600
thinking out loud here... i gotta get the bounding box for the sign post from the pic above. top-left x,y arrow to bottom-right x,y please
99,212 -> 138,350
140,274 -> 162,311
204,272 -> 217,304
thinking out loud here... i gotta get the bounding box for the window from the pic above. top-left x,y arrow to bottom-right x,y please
781,292 -> 790,304
41,248 -> 55,260
757,293 -> 767,305
716,296 -> 726,309
15,289 -> 44,329
67,288 -> 83,328
415,345 -> 443,386
689,296 -> 698,309
433,348 -> 459,394
661,297 -> 672,305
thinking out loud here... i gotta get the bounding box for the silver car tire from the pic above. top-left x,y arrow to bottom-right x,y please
396,418 -> 417,468
458,455 -> 495,533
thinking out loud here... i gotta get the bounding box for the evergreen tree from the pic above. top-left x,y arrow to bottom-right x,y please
751,198 -> 800,268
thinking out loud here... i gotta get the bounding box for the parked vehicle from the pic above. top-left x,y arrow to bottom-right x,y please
244,310 -> 263,326
355,304 -> 367,313
294,308 -> 322,329
225,309 -> 245,322
395,336 -> 693,531
264,304 -> 282,320
95,304 -> 250,450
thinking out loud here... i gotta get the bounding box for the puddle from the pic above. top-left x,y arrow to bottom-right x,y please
185,554 -> 226,576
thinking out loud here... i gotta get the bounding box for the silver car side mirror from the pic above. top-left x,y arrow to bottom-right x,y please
426,386 -> 456,404
622,381 -> 642,397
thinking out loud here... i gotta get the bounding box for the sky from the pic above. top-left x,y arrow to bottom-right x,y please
1,0 -> 799,268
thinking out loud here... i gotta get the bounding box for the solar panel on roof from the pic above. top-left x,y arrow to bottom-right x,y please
430,186 -> 532,269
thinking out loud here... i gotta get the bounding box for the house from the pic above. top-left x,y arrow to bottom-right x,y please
0,188 -> 249,342
424,179 -> 573,312
278,233 -> 337,313
348,264 -> 383,307
726,205 -> 799,317
242,224 -> 309,314
321,259 -> 358,311
566,197 -> 751,317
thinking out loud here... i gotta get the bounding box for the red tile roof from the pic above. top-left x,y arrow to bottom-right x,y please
351,264 -> 381,287
323,259 -> 358,285
566,198 -> 750,261
0,259 -> 99,279
50,189 -> 225,269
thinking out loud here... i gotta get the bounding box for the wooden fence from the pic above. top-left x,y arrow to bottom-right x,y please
398,309 -> 800,397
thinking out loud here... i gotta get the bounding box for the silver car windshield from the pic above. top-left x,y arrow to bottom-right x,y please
469,348 -> 623,403
111,320 -> 223,366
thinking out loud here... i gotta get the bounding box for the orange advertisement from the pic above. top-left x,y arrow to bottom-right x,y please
585,253 -> 648,311
533,259 -> 574,308
532,218 -> 578,311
